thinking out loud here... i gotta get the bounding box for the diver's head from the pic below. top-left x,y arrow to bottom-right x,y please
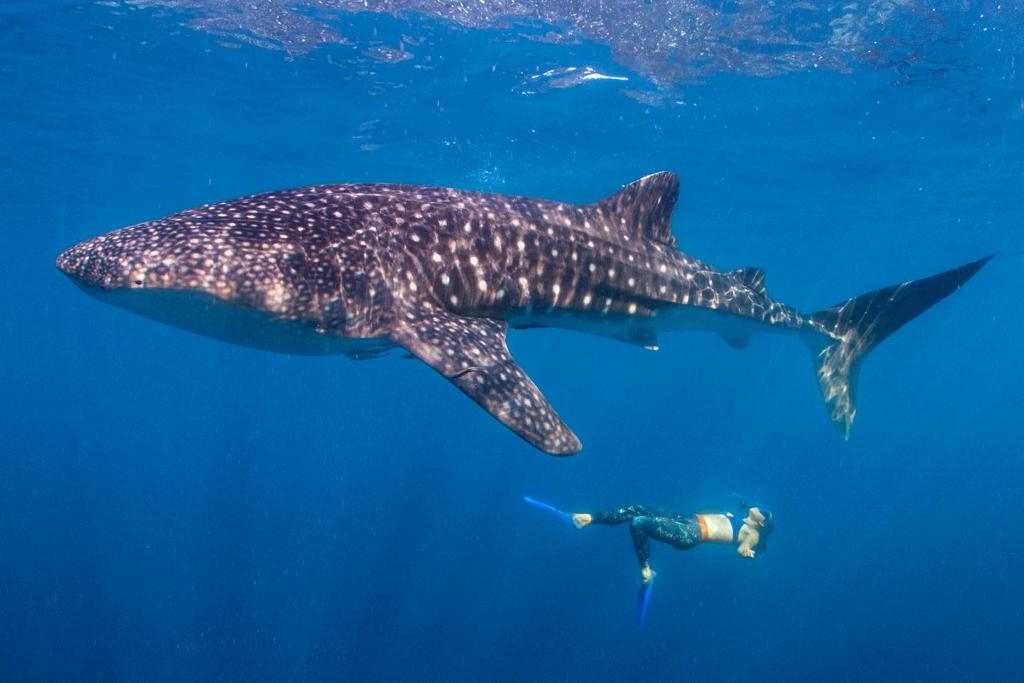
739,502 -> 773,529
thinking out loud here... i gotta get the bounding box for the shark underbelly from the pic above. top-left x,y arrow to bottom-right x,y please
82,286 -> 393,356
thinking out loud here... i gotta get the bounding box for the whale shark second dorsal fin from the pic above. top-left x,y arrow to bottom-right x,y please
730,266 -> 766,294
589,172 -> 680,248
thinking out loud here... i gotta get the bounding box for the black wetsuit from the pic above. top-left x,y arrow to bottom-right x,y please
590,505 -> 711,569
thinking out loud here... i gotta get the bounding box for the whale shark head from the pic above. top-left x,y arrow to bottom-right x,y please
56,219 -> 260,316
57,230 -> 150,292
56,217 -> 273,297
58,222 -> 284,344
55,211 -> 381,355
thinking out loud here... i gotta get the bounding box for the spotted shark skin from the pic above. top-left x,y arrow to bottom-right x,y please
57,173 -> 989,454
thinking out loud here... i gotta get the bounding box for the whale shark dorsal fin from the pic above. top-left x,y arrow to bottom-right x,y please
590,172 -> 680,248
388,308 -> 582,455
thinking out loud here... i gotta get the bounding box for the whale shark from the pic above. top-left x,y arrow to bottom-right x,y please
56,172 -> 988,454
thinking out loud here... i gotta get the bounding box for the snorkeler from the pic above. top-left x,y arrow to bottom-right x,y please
523,496 -> 773,624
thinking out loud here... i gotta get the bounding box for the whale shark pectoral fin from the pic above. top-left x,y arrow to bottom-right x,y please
388,309 -> 582,456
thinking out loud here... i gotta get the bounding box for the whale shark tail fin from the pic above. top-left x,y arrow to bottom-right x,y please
809,256 -> 991,437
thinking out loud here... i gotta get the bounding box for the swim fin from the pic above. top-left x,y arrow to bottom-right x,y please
636,577 -> 655,627
523,496 -> 575,527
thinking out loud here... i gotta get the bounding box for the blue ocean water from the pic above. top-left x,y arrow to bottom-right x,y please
2,2 -> 1022,681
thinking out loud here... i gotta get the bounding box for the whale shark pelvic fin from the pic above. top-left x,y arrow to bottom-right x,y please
389,308 -> 582,455
810,255 -> 992,437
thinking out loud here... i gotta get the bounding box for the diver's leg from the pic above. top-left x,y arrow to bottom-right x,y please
629,516 -> 703,582
629,517 -> 655,581
574,505 -> 655,529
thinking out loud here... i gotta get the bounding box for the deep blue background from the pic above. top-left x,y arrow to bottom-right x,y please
2,3 -> 1022,681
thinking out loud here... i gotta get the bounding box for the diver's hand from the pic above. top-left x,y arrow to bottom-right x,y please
736,522 -> 760,558
572,513 -> 592,529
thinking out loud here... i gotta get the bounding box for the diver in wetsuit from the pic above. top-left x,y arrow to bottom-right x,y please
570,503 -> 774,585
523,497 -> 773,624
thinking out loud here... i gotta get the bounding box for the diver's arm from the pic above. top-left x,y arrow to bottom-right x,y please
736,523 -> 760,558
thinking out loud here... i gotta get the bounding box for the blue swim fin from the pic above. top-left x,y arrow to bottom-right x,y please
523,496 -> 575,527
636,578 -> 655,627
